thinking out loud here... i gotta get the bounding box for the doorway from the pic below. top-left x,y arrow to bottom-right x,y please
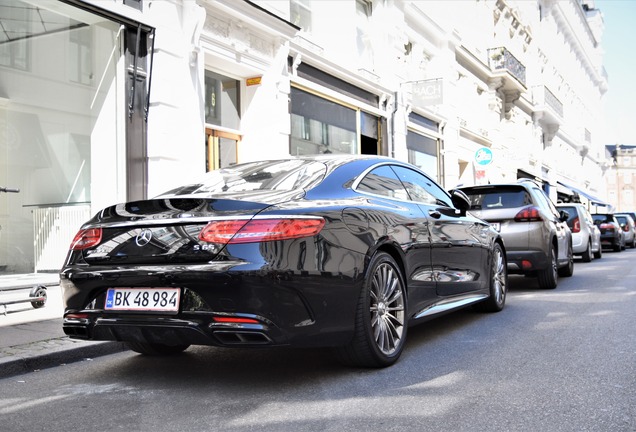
205,128 -> 241,171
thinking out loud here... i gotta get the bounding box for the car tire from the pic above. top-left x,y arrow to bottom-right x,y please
558,242 -> 574,277
474,242 -> 507,313
126,341 -> 190,356
614,240 -> 622,252
581,240 -> 593,263
593,245 -> 602,259
336,251 -> 407,368
538,244 -> 558,289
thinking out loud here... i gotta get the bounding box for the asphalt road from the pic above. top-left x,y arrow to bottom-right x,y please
1,249 -> 635,432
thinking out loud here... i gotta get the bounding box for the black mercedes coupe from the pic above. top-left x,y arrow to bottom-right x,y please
61,155 -> 507,367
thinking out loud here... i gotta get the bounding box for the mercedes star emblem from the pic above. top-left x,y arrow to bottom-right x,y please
135,229 -> 153,247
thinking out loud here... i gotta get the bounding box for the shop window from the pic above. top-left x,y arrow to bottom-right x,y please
291,87 -> 357,155
205,70 -> 240,130
407,130 -> 438,180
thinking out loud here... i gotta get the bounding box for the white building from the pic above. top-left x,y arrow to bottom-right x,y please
0,0 -> 611,275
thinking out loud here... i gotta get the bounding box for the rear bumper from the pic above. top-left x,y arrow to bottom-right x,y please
505,250 -> 549,274
60,261 -> 364,348
63,314 -> 279,347
600,234 -> 621,247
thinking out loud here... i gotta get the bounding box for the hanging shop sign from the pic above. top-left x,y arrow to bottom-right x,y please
412,78 -> 443,106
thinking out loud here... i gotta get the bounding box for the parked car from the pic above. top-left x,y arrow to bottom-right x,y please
60,155 -> 508,368
459,180 -> 573,290
591,213 -> 624,252
556,203 -> 602,262
614,213 -> 636,248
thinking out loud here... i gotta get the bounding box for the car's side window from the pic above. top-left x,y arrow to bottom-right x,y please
356,166 -> 409,201
532,188 -> 559,218
390,165 -> 450,206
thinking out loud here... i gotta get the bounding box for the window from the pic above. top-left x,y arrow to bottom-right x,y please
356,166 -> 409,201
391,165 -> 448,206
624,172 -> 632,184
407,131 -> 438,180
0,0 -> 31,70
290,87 -> 357,155
69,26 -> 92,85
356,0 -> 373,68
205,70 -> 240,130
623,189 -> 634,206
290,0 -> 312,32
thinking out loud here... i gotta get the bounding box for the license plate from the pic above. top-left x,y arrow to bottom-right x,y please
491,222 -> 501,232
105,288 -> 180,312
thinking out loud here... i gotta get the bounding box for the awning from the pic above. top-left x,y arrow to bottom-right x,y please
557,181 -> 610,207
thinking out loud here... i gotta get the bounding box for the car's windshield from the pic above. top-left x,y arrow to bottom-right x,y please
156,160 -> 327,197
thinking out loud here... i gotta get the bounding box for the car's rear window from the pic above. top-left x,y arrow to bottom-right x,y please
462,186 -> 532,210
616,215 -> 629,225
156,160 -> 327,197
592,214 -> 612,224
558,206 -> 578,226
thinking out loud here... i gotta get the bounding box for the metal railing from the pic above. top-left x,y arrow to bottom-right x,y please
32,204 -> 91,272
488,47 -> 526,86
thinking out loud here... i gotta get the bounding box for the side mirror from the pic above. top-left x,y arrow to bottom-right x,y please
559,210 -> 569,222
448,189 -> 471,215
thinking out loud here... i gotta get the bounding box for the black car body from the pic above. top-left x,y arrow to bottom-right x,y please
592,213 -> 625,252
61,155 -> 507,367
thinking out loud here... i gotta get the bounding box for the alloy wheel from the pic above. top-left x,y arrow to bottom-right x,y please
369,262 -> 406,356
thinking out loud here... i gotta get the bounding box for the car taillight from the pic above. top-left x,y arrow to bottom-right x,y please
572,217 -> 581,233
199,217 -> 325,244
70,228 -> 102,250
514,206 -> 543,222
623,225 -> 630,232
600,223 -> 614,232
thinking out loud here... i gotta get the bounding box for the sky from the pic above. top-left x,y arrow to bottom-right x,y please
596,0 -> 636,145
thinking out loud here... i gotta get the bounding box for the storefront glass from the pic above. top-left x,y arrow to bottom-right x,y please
0,0 -> 122,275
290,87 -> 357,155
407,131 -> 438,180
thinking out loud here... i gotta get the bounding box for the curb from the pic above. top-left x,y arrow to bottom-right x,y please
0,337 -> 129,379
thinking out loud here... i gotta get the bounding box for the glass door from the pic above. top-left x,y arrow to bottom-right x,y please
205,128 -> 241,171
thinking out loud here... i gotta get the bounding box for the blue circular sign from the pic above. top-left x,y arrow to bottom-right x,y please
475,147 -> 493,166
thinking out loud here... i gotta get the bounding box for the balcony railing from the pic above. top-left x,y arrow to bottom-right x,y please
488,47 -> 526,86
544,86 -> 563,117
532,85 -> 563,119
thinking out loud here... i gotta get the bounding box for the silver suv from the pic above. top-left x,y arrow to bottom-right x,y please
556,203 -> 602,262
614,213 -> 636,249
459,180 -> 573,289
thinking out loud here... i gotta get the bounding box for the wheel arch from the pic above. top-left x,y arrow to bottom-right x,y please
366,240 -> 407,289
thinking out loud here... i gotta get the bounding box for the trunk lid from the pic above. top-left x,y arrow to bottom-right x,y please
75,192 -> 302,265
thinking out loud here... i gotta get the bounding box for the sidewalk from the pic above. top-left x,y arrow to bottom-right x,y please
0,275 -> 127,379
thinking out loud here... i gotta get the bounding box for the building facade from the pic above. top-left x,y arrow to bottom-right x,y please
0,0 -> 612,276
606,145 -> 636,213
